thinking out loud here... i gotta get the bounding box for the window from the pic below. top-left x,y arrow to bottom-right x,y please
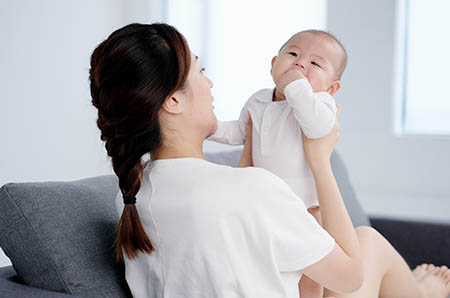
396,0 -> 450,135
164,0 -> 327,120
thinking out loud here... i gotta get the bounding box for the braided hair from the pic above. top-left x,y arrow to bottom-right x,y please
89,23 -> 190,261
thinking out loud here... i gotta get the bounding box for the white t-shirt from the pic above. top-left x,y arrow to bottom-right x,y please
116,158 -> 335,298
208,79 -> 337,208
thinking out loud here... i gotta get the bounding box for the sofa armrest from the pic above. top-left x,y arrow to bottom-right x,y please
0,266 -> 83,298
370,216 -> 450,269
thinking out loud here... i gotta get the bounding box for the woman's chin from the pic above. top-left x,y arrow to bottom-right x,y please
206,120 -> 218,139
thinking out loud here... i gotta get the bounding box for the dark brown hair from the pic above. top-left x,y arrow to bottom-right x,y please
89,23 -> 191,262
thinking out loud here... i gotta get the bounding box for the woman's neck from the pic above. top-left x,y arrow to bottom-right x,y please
152,138 -> 205,161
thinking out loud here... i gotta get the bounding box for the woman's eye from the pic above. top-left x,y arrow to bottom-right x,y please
288,52 -> 298,57
311,61 -> 321,68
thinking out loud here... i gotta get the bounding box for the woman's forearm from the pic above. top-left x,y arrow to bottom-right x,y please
311,161 -> 360,260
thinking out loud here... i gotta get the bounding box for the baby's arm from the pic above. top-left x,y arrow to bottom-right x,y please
285,79 -> 337,139
237,116 -> 253,168
208,120 -> 244,145
207,99 -> 252,145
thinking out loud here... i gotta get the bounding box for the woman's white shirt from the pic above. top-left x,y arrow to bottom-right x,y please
115,158 -> 335,298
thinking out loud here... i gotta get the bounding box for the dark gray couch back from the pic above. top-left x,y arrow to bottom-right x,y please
0,175 -> 132,298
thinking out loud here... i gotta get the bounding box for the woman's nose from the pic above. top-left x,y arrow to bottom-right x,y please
208,77 -> 213,88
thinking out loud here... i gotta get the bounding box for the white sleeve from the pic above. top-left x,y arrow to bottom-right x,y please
252,170 -> 335,272
207,120 -> 245,145
207,97 -> 253,145
284,79 -> 337,139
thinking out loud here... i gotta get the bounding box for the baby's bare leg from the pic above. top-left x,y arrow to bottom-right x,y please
323,226 -> 450,298
298,207 -> 324,298
299,274 -> 323,298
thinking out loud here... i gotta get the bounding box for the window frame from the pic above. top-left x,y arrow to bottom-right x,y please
393,0 -> 450,137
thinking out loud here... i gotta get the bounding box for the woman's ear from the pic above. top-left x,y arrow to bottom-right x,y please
162,91 -> 183,115
327,80 -> 341,96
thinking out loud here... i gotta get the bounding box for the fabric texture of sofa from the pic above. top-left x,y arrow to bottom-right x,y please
0,149 -> 448,298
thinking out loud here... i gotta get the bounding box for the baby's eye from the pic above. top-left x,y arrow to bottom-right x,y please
288,52 -> 298,57
200,67 -> 206,74
311,61 -> 321,68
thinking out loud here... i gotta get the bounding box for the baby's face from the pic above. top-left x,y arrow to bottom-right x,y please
271,32 -> 343,94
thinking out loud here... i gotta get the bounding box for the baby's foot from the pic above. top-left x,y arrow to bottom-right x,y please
416,264 -> 450,298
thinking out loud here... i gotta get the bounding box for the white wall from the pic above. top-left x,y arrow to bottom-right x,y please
327,1 -> 450,220
0,0 -> 157,269
167,0 -> 327,121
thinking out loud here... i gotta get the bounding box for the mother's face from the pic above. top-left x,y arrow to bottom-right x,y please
183,52 -> 217,138
160,52 -> 217,141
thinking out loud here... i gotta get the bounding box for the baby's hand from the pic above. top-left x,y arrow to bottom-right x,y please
279,69 -> 306,92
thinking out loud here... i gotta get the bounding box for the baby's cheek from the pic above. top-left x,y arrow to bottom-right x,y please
309,79 -> 323,93
310,74 -> 325,89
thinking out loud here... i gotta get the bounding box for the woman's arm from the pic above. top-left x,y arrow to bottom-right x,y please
302,107 -> 364,293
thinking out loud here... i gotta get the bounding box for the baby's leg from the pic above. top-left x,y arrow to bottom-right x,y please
299,274 -> 323,298
297,206 -> 324,298
308,206 -> 322,224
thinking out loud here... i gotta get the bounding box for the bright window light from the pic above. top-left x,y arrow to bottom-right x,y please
402,0 -> 450,135
166,0 -> 327,120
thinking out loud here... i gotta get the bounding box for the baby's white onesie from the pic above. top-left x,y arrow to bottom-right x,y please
209,79 -> 337,207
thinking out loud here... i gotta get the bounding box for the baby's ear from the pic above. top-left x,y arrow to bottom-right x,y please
271,56 -> 277,67
270,56 -> 277,74
327,80 -> 341,96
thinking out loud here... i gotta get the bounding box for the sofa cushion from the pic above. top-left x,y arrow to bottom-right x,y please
330,151 -> 370,227
0,175 -> 131,298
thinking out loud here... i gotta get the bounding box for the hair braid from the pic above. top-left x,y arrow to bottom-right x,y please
89,23 -> 190,261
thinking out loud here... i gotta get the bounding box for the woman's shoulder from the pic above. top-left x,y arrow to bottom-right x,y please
203,161 -> 281,184
201,162 -> 300,203
144,158 -> 298,205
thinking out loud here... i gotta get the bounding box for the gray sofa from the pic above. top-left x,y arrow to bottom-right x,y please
0,149 -> 449,298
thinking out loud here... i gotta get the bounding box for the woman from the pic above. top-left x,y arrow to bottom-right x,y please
89,23 -> 450,298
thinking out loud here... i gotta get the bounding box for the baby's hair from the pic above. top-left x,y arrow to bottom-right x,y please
279,29 -> 347,80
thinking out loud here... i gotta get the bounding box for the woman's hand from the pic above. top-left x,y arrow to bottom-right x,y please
302,105 -> 340,171
238,116 -> 253,168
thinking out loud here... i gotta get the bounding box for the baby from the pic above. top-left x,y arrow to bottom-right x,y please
209,30 -> 347,298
